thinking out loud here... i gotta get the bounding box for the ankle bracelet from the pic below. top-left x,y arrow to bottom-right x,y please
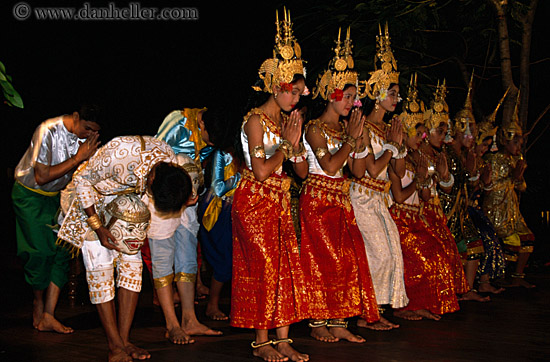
308,320 -> 327,328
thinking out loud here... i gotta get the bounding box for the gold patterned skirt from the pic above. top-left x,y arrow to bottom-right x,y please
299,174 -> 379,322
422,199 -> 469,295
390,202 -> 460,315
230,169 -> 309,329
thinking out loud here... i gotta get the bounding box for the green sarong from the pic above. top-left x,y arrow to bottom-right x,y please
12,181 -> 70,290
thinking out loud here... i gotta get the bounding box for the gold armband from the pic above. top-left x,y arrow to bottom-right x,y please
87,214 -> 103,231
315,147 -> 328,161
252,145 -> 266,159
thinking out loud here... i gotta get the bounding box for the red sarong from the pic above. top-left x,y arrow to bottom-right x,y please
299,174 -> 379,323
390,203 -> 461,315
230,169 -> 308,329
422,199 -> 469,295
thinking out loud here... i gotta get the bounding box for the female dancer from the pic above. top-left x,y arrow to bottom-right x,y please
482,95 -> 535,288
419,80 -> 471,301
300,28 -> 379,344
351,24 -> 408,331
231,9 -> 309,362
437,75 -> 489,302
389,75 -> 462,321
468,92 -> 508,293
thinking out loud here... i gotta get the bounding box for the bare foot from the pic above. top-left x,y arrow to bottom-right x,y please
206,306 -> 229,321
32,300 -> 44,329
109,347 -> 132,362
182,320 -> 222,336
196,284 -> 209,300
393,310 -> 422,321
328,327 -> 365,343
379,316 -> 399,329
253,344 -> 288,362
357,318 -> 392,331
478,283 -> 505,294
414,309 -> 441,321
510,278 -> 536,289
310,326 -> 339,343
124,343 -> 150,360
276,342 -> 309,361
459,290 -> 491,302
36,312 -> 74,334
165,327 -> 195,344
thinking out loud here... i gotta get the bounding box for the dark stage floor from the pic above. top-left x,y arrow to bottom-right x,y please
1,252 -> 549,362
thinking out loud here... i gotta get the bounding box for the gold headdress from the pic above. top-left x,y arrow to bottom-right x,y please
106,194 -> 151,224
477,87 -> 509,145
498,90 -> 523,144
399,73 -> 425,137
424,79 -> 450,131
453,71 -> 475,136
252,8 -> 305,94
366,23 -> 400,100
312,27 -> 367,101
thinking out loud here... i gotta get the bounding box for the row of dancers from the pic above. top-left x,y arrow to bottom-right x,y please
12,7 -> 534,362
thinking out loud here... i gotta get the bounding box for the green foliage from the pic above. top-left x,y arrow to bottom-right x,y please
0,60 -> 24,108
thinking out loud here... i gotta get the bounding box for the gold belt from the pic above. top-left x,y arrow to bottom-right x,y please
302,174 -> 351,211
303,173 -> 350,194
392,202 -> 420,214
353,176 -> 391,194
239,168 -> 292,211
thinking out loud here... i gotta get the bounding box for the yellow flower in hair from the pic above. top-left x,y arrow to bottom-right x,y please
378,88 -> 388,102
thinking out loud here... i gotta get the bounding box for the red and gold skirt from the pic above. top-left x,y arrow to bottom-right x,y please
422,198 -> 469,295
390,202 -> 460,315
299,174 -> 379,322
230,169 -> 308,329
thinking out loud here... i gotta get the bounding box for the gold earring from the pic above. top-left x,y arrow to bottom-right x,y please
274,93 -> 278,99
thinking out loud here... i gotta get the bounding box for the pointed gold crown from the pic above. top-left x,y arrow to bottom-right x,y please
366,23 -> 400,100
252,8 -> 305,94
424,79 -> 450,130
312,27 -> 367,101
477,87 -> 509,145
453,71 -> 475,135
399,73 -> 425,136
498,90 -> 523,143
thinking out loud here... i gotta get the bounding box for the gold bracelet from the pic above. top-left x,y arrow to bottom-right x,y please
278,140 -> 293,160
87,214 -> 103,231
343,134 -> 356,149
387,140 -> 400,149
293,142 -> 306,158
